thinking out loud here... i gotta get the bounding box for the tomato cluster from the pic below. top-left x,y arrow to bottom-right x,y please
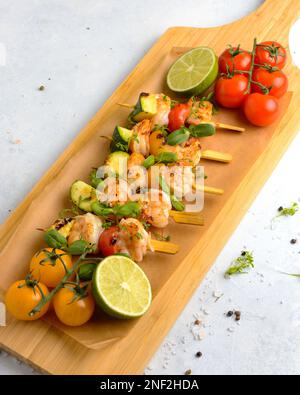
215,41 -> 288,126
5,248 -> 95,326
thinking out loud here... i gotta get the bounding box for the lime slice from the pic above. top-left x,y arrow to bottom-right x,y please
92,255 -> 152,319
167,47 -> 218,96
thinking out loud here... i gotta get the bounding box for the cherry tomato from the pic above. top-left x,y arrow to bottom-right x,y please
251,67 -> 288,98
98,226 -> 120,257
5,277 -> 50,321
255,41 -> 286,70
219,47 -> 252,74
168,103 -> 191,132
53,286 -> 95,326
215,74 -> 249,108
243,93 -> 279,127
30,248 -> 73,288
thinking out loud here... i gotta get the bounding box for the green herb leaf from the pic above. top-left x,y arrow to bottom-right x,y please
113,201 -> 141,217
67,240 -> 91,255
189,123 -> 216,138
171,196 -> 185,211
44,229 -> 67,249
78,263 -> 96,281
89,169 -> 104,188
159,175 -> 171,195
159,175 -> 185,212
143,155 -> 156,169
167,128 -> 190,146
91,201 -> 114,216
276,202 -> 299,218
226,251 -> 254,276
155,152 -> 178,164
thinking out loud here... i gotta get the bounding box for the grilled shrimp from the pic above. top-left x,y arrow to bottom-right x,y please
176,137 -> 202,166
97,176 -> 128,206
149,164 -> 194,199
141,189 -> 172,228
186,99 -> 213,125
129,119 -> 152,157
68,213 -> 103,253
116,218 -> 153,262
149,130 -> 201,167
151,94 -> 172,127
127,153 -> 147,200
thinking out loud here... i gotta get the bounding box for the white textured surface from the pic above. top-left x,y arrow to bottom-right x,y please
1,0 -> 300,375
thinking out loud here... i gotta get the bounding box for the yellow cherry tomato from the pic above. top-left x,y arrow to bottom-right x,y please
149,130 -> 166,156
30,248 -> 73,288
5,278 -> 50,321
53,286 -> 95,327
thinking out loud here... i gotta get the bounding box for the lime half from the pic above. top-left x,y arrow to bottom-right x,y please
167,47 -> 218,96
93,255 -> 152,319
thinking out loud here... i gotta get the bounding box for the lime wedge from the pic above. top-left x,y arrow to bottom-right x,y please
167,47 -> 218,96
92,255 -> 152,319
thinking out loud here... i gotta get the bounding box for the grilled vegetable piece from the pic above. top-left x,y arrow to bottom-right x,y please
50,217 -> 75,238
129,93 -> 157,123
110,126 -> 133,152
70,180 -> 98,212
105,151 -> 129,177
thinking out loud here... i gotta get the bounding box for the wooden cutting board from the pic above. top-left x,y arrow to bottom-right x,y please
0,0 -> 300,374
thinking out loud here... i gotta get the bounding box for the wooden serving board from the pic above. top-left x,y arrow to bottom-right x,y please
0,0 -> 300,374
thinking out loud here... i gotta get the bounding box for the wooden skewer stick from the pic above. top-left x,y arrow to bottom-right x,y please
116,103 -> 245,133
201,150 -> 232,163
151,239 -> 180,254
215,122 -> 245,133
193,184 -> 224,196
169,210 -> 204,225
117,102 -> 134,109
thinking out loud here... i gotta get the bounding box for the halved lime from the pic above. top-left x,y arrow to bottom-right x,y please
92,255 -> 152,319
167,47 -> 218,96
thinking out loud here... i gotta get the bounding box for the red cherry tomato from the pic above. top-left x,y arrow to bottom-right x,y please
168,103 -> 191,132
215,74 -> 249,108
219,47 -> 252,74
255,41 -> 286,70
251,67 -> 288,98
98,226 -> 120,257
243,93 -> 279,127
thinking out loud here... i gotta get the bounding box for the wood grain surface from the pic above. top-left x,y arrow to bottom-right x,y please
0,0 -> 300,374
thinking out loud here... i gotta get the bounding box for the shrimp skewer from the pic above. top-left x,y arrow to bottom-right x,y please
117,93 -> 245,132
52,214 -> 178,260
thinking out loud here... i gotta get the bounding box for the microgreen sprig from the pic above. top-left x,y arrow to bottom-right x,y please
225,250 -> 254,276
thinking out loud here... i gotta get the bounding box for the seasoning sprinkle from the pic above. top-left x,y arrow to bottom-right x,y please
290,238 -> 297,245
185,369 -> 192,375
226,311 -> 234,317
195,351 -> 202,358
234,311 -> 241,321
38,85 -> 45,91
